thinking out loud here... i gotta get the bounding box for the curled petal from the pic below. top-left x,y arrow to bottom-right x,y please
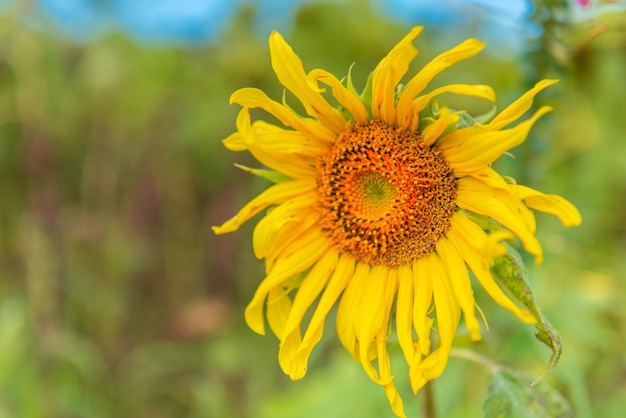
421,107 -> 459,146
308,68 -> 369,123
213,180 -> 315,234
456,176 -> 544,263
285,254 -> 355,380
514,184 -> 582,227
489,79 -> 558,129
397,38 -> 487,128
244,228 -> 328,335
439,106 -> 553,174
231,87 -> 335,142
371,26 -> 423,123
447,214 -> 535,323
279,249 -> 339,379
269,31 -> 346,132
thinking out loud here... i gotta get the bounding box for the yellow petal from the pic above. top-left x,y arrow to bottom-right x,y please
231,87 -> 335,142
336,262 -> 370,359
269,31 -> 346,132
467,166 -> 537,232
447,214 -> 535,323
223,130 -> 247,151
251,120 -> 329,155
456,176 -> 543,263
247,144 -> 317,180
514,184 -> 582,227
260,213 -> 318,274
252,193 -> 317,260
371,26 -> 423,124
266,287 -> 293,340
377,339 -> 407,418
396,38 -> 486,128
278,249 -> 339,379
308,68 -> 370,123
212,180 -> 315,234
411,253 -> 460,392
396,265 -> 415,364
436,237 -> 481,341
489,79 -> 558,129
439,106 -> 553,174
230,108 -> 320,180
405,84 -> 495,131
421,107 -> 459,146
356,265 -> 392,384
412,257 -> 433,357
289,254 -> 355,379
244,228 -> 328,335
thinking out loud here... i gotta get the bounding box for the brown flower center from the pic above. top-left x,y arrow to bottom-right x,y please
316,120 -> 456,267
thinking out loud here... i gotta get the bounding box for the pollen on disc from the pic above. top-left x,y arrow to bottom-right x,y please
316,120 -> 456,267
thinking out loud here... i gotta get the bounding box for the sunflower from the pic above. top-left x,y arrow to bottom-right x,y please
213,26 -> 581,417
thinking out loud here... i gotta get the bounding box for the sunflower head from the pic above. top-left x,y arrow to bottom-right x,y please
316,120 -> 457,267
214,27 -> 581,418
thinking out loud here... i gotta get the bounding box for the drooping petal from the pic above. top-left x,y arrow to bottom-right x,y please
266,287 -> 294,340
355,265 -> 393,384
213,180 -> 315,234
466,166 -> 537,232
269,31 -> 346,132
396,265 -> 415,365
514,184 -> 582,227
336,262 -> 370,359
412,257 -> 434,356
378,338 -> 407,418
456,176 -> 544,263
396,38 -> 486,128
436,237 -> 481,341
244,227 -> 328,335
308,68 -> 370,123
252,193 -> 318,260
287,254 -> 355,379
279,249 -> 339,379
410,253 -> 460,393
371,26 -> 423,123
447,213 -> 535,323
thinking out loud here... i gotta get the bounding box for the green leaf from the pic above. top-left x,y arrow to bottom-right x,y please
490,244 -> 562,385
234,164 -> 291,183
484,369 -> 573,418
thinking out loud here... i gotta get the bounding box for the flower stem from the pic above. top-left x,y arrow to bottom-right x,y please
422,380 -> 436,418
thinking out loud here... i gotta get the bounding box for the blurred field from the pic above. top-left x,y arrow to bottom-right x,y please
0,1 -> 625,417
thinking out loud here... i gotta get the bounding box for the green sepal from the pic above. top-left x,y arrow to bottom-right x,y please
484,368 -> 573,418
458,209 -> 502,232
359,71 -> 374,111
234,164 -> 291,183
490,244 -> 562,386
473,104 -> 498,125
417,99 -> 439,132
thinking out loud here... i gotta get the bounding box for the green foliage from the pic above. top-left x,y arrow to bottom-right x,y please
491,245 -> 562,385
484,369 -> 572,418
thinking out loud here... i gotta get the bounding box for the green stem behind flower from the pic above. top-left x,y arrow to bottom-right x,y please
422,380 -> 436,418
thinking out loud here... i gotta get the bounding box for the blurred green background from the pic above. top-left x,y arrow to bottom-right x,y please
0,0 -> 624,417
